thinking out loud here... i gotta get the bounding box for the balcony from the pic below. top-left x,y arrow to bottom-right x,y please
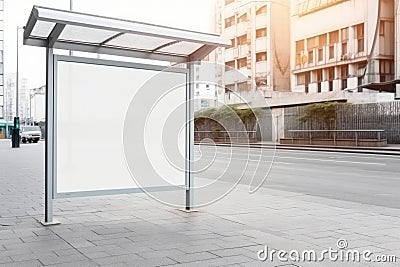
255,14 -> 267,29
255,61 -> 268,74
236,21 -> 248,35
224,48 -> 236,61
255,38 -> 267,52
238,67 -> 250,77
224,25 -> 236,37
237,45 -> 249,58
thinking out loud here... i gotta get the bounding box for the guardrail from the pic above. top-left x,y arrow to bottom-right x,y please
283,129 -> 387,147
195,131 -> 257,143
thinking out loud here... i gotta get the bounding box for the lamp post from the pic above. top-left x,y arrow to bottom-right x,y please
12,26 -> 23,148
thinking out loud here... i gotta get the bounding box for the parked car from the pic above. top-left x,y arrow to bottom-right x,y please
20,126 -> 41,143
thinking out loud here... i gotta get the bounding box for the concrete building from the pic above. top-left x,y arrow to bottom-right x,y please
0,0 -> 4,119
29,85 -> 45,123
291,0 -> 395,97
3,75 -> 15,122
214,0 -> 291,103
193,63 -> 219,112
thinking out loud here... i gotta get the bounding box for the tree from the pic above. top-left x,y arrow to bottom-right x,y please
298,102 -> 339,130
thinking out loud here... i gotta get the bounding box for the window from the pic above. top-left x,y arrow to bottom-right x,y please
318,48 -> 323,62
238,57 -> 247,68
225,60 -> 235,70
340,65 -> 348,89
380,20 -> 385,36
355,23 -> 364,39
327,67 -> 335,92
231,39 -> 235,47
256,28 -> 266,38
225,16 -> 235,28
355,23 -> 364,52
379,60 -> 394,82
237,81 -> 247,92
305,72 -> 311,84
256,52 -> 267,62
329,30 -> 339,44
340,65 -> 348,78
316,69 -> 322,92
341,28 -> 348,42
341,28 -> 348,56
237,34 -> 247,45
316,69 -> 323,82
342,42 -> 347,55
358,77 -> 363,91
225,84 -> 235,93
308,50 -> 314,63
329,45 -> 335,59
296,40 -> 304,65
307,36 -> 317,50
225,0 -> 234,5
304,72 -> 311,92
318,34 -> 327,48
327,67 -> 335,80
256,6 -> 267,15
297,73 -> 305,85
237,13 -> 248,23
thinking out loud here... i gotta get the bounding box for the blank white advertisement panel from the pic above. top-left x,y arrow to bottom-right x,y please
56,58 -> 187,194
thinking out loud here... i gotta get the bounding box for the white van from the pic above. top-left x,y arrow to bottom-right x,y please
20,126 -> 41,143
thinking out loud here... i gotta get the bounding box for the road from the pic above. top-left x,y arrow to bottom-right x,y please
194,144 -> 400,209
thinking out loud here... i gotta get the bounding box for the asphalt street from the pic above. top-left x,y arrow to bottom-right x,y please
194,144 -> 400,209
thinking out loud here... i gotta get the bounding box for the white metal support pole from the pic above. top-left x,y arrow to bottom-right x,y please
42,47 -> 59,226
185,63 -> 195,211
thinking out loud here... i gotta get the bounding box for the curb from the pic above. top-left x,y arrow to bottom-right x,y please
196,142 -> 400,156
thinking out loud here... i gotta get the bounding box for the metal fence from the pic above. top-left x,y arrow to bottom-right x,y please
284,101 -> 400,144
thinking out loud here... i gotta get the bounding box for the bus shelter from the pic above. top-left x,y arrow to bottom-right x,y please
23,6 -> 230,225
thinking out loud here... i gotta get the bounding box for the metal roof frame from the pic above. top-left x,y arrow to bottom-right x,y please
23,6 -> 230,63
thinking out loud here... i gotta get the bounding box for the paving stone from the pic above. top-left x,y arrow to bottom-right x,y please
93,254 -> 144,265
169,251 -> 219,263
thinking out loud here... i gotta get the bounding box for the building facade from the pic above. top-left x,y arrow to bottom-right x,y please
291,0 -> 395,94
214,0 -> 291,103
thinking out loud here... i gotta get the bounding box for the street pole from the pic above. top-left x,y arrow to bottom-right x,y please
16,26 -> 19,118
12,26 -> 21,148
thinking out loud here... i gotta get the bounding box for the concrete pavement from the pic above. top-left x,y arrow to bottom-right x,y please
0,140 -> 399,266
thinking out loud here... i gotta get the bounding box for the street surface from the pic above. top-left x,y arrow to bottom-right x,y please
195,144 -> 400,209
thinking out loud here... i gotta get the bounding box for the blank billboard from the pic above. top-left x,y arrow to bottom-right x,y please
55,58 -> 187,195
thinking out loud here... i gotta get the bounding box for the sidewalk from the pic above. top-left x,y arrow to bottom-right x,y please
0,141 -> 399,266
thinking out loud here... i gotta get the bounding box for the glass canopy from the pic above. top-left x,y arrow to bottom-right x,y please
24,6 -> 230,63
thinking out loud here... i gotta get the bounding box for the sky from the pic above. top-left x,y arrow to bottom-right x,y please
4,0 -> 216,88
